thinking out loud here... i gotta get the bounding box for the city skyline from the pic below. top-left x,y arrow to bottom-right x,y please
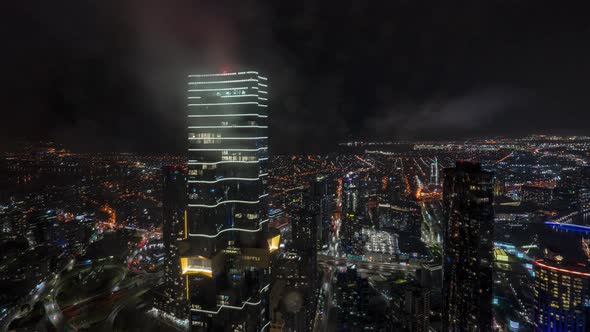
3,135 -> 590,330
3,2 -> 590,331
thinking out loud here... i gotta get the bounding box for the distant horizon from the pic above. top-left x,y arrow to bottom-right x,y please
4,133 -> 590,154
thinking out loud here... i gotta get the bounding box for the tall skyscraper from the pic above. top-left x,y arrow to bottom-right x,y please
180,71 -> 270,331
290,176 -> 330,256
154,165 -> 189,322
442,161 -> 494,331
282,176 -> 330,331
312,175 -> 332,250
390,280 -> 431,332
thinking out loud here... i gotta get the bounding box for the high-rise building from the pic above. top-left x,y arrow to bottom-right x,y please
533,256 -> 590,331
154,165 -> 189,322
311,176 -> 332,251
334,266 -> 368,330
341,176 -> 364,256
281,176 -> 330,332
381,197 -> 422,237
290,176 -> 331,256
270,252 -> 314,332
334,266 -> 391,330
180,71 -> 270,331
390,279 -> 431,332
442,161 -> 494,331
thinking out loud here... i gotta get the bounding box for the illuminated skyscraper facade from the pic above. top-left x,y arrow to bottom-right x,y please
534,257 -> 590,331
181,71 -> 270,331
442,161 -> 494,331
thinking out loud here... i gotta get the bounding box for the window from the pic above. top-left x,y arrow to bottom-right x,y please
221,151 -> 257,161
190,132 -> 221,144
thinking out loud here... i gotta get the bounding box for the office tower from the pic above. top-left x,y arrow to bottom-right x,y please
271,252 -> 314,332
405,286 -> 430,332
181,71 -> 270,331
533,256 -> 590,331
283,177 -> 331,332
334,266 -> 390,330
290,200 -> 318,258
154,165 -> 189,321
334,266 -> 367,330
387,197 -> 422,237
390,280 -> 431,332
311,175 -> 332,251
290,177 -> 331,255
442,161 -> 494,331
341,176 -> 363,256
430,156 -> 439,187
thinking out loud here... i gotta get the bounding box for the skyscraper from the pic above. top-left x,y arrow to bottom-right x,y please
180,71 -> 270,331
533,224 -> 590,331
442,161 -> 494,331
533,256 -> 590,331
282,177 -> 330,331
390,280 -> 431,332
154,165 -> 189,323
290,176 -> 330,256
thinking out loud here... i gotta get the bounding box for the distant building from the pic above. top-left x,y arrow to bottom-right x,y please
390,280 -> 431,332
521,185 -> 553,208
378,198 -> 422,237
341,180 -> 364,256
154,165 -> 189,322
181,71 -> 270,331
290,176 -> 331,253
334,266 -> 371,330
270,252 -> 315,332
442,161 -> 494,331
334,266 -> 392,331
311,176 -> 332,250
493,179 -> 505,197
534,252 -> 590,330
416,263 -> 442,290
281,176 -> 331,332
579,189 -> 590,211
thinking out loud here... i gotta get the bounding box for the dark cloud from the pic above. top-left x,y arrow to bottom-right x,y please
1,1 -> 590,152
364,88 -> 528,139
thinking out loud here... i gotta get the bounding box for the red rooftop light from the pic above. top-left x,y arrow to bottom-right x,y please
534,259 -> 590,277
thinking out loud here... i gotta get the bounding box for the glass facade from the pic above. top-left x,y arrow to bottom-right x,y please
181,71 -> 270,331
154,166 -> 189,322
534,259 -> 590,331
442,161 -> 494,331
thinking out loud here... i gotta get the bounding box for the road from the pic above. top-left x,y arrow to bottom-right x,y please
44,264 -> 127,331
312,209 -> 342,331
313,265 -> 334,332
0,258 -> 75,332
44,265 -> 159,331
317,254 -> 419,273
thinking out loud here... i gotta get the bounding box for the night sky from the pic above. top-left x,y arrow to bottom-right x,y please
2,1 -> 590,153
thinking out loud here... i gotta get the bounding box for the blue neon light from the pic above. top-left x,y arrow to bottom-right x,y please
545,221 -> 590,233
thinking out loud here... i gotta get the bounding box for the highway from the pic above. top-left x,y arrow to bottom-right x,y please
44,264 -> 127,331
43,264 -> 159,331
0,258 -> 75,332
317,254 -> 419,273
312,190 -> 342,332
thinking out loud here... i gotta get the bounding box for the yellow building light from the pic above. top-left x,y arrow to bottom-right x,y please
268,234 -> 281,253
